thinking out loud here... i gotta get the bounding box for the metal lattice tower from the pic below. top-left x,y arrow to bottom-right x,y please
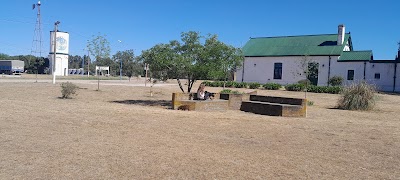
30,1 -> 43,58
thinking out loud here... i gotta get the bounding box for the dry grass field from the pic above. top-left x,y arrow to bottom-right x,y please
0,75 -> 399,179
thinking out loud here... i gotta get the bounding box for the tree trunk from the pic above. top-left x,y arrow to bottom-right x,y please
188,78 -> 195,93
177,78 -> 185,93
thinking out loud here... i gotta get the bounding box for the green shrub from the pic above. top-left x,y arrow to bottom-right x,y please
208,81 -> 217,87
60,82 -> 79,99
263,83 -> 282,90
303,85 -> 342,94
223,81 -> 234,87
328,76 -> 344,86
307,101 -> 314,106
298,79 -> 311,86
285,84 -> 306,91
234,82 -> 247,88
202,81 -> 212,86
218,81 -> 225,87
248,82 -> 261,89
208,81 -> 223,87
220,89 -> 232,94
326,86 -> 342,94
337,82 -> 376,111
220,89 -> 243,94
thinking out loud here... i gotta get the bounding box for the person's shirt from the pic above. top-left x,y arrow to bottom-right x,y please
197,90 -> 205,100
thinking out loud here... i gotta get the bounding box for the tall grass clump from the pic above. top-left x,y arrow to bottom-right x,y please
337,82 -> 376,110
60,82 -> 79,99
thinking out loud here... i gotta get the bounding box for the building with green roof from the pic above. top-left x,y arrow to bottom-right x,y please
236,25 -> 400,92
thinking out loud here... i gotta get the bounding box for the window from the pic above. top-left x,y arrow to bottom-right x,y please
347,70 -> 354,80
274,63 -> 282,79
374,73 -> 380,79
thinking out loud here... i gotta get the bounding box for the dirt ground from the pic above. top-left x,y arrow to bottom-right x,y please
0,75 -> 399,179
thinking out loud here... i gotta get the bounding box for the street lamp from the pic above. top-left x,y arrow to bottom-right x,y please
52,21 -> 60,84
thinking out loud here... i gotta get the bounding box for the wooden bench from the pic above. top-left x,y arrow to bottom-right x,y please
240,95 -> 307,117
175,99 -> 229,112
172,92 -> 228,112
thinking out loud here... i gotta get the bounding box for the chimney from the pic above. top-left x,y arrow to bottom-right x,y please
337,24 -> 345,45
398,42 -> 400,60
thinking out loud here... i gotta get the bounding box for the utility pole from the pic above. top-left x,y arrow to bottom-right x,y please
82,49 -> 85,76
120,59 -> 122,80
52,21 -> 60,84
144,63 -> 149,87
87,50 -> 90,77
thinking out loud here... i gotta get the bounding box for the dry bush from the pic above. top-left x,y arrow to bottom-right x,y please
337,81 -> 376,110
60,82 -> 79,99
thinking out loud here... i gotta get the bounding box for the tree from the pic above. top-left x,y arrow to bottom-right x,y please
87,34 -> 111,61
68,55 -> 84,69
0,53 -> 10,59
293,55 -> 318,98
140,42 -> 186,91
112,49 -> 143,78
140,31 -> 244,93
203,34 -> 243,88
86,34 -> 111,91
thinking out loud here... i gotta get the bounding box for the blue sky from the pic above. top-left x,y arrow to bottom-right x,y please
0,0 -> 399,59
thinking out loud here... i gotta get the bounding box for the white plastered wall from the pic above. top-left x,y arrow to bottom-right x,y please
365,62 -> 398,92
49,54 -> 69,76
236,56 -> 331,86
236,56 -> 400,92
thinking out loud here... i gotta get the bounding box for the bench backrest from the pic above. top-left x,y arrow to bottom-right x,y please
250,95 -> 305,106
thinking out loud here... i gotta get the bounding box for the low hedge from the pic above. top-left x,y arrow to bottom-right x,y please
263,83 -> 282,90
203,81 -> 247,88
248,82 -> 261,89
205,81 -> 341,94
285,84 -> 306,91
220,89 -> 243,94
234,82 -> 247,88
307,85 -> 342,94
285,84 -> 342,94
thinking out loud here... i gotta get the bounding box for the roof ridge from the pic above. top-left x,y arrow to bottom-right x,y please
343,50 -> 372,52
250,33 -> 350,39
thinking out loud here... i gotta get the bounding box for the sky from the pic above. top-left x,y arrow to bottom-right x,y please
0,0 -> 399,60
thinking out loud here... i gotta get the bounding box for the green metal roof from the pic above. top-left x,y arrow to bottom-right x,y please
338,51 -> 372,61
243,33 -> 351,56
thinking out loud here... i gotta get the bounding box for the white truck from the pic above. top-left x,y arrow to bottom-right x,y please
0,60 -> 24,75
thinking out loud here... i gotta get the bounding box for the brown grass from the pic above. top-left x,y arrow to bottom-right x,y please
0,75 -> 399,179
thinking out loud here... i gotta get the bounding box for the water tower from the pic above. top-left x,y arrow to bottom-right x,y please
48,31 -> 69,76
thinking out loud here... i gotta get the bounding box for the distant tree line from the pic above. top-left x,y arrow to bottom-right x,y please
0,50 -> 143,77
1,31 -> 243,86
0,53 -> 48,74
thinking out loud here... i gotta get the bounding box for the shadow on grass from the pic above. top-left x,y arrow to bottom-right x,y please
111,100 -> 172,109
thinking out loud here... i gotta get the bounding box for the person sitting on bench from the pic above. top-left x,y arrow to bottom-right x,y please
197,83 -> 214,100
